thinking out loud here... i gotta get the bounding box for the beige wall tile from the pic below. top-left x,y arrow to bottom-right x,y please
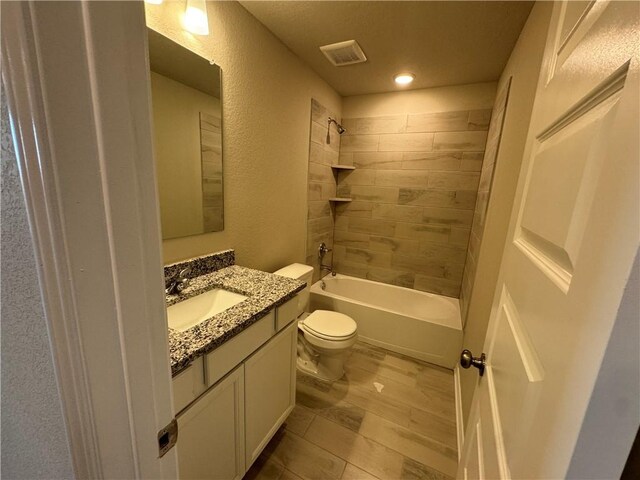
342,247 -> 392,268
341,135 -> 380,152
418,242 -> 467,264
308,162 -> 334,183
338,169 -> 377,187
414,275 -> 461,298
375,170 -> 430,188
460,152 -> 484,172
422,207 -> 474,226
352,152 -> 403,170
467,109 -> 492,130
348,217 -> 396,237
390,256 -> 464,283
449,227 -> 471,246
369,236 -> 420,255
334,230 -> 370,249
401,152 -> 462,171
308,216 -> 333,235
323,149 -> 340,166
335,201 -> 373,219
308,183 -> 323,201
372,204 -> 423,223
333,260 -> 368,278
353,115 -> 407,135
398,189 -> 477,210
304,416 -> 405,480
349,185 -> 399,203
366,267 -> 415,289
378,133 -> 434,152
428,172 -> 480,190
395,223 -> 450,243
321,182 -> 337,200
311,99 -> 327,124
334,214 -> 349,232
310,121 -> 327,146
406,110 -> 469,133
432,131 -> 488,152
308,200 -> 331,219
339,152 -> 354,165
309,142 -> 324,164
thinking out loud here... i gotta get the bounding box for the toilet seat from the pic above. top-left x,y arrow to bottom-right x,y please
301,310 -> 357,341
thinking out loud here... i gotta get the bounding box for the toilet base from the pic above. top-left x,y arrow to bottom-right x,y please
296,355 -> 345,382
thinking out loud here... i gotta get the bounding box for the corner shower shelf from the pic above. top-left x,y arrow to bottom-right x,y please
331,165 -> 356,170
329,197 -> 352,202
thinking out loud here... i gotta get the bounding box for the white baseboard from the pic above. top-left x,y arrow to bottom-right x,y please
454,364 -> 464,459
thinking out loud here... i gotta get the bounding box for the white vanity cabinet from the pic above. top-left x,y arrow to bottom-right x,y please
176,365 -> 245,480
172,294 -> 299,479
244,320 -> 297,467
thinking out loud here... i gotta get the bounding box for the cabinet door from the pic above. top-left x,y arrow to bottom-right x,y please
244,321 -> 297,468
177,365 -> 245,480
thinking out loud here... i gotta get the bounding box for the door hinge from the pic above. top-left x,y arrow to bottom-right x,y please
158,418 -> 178,458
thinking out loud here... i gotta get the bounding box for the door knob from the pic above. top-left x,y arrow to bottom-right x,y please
460,349 -> 486,377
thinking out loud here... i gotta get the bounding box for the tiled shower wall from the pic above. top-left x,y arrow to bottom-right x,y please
306,99 -> 341,283
332,109 -> 491,297
459,80 -> 511,319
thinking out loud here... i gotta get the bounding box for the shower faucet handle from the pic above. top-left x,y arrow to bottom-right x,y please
318,242 -> 332,259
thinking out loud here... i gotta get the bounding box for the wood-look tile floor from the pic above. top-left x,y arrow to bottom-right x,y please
243,342 -> 457,480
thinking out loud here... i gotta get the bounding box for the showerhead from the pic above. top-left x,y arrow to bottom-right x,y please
327,117 -> 346,144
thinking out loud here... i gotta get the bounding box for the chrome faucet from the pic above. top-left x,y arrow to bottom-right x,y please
165,267 -> 192,295
318,242 -> 337,279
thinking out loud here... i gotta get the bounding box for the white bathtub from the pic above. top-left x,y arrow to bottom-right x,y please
309,274 -> 463,369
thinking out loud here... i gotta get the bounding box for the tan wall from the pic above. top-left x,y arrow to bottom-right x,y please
460,1 -> 553,425
145,2 -> 341,270
150,72 -> 220,239
337,83 -> 496,295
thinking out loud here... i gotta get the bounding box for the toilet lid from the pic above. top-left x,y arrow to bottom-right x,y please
303,310 -> 357,339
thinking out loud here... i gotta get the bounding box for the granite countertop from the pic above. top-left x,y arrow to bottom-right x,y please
168,265 -> 305,375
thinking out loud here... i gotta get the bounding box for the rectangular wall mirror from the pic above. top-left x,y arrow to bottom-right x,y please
148,28 -> 223,239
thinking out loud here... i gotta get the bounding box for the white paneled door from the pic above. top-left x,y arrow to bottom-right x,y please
458,1 -> 639,479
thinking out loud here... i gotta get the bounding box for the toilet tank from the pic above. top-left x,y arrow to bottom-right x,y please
273,263 -> 314,316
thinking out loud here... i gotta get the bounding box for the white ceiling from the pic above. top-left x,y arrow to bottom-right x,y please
240,1 -> 534,97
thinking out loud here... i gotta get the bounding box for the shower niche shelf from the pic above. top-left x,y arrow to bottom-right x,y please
331,165 -> 356,170
329,197 -> 352,203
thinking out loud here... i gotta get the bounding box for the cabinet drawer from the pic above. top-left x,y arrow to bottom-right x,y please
172,355 -> 206,414
275,295 -> 298,332
205,311 -> 274,387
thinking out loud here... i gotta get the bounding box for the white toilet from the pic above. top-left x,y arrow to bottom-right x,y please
274,263 -> 358,382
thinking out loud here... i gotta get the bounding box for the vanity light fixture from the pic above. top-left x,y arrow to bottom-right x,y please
145,0 -> 164,4
183,0 -> 210,36
394,73 -> 415,86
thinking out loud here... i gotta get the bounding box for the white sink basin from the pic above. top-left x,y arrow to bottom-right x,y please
167,289 -> 248,332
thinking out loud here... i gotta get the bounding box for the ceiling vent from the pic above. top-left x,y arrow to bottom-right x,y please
320,40 -> 367,67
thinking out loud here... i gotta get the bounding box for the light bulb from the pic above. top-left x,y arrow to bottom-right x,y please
394,73 -> 415,85
184,0 -> 209,36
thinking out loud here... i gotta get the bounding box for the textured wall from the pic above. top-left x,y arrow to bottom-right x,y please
145,2 -> 341,270
335,84 -> 496,296
306,99 -> 341,282
459,1 -> 553,425
1,87 -> 75,478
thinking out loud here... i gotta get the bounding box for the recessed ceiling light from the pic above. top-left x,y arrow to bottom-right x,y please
394,73 -> 415,86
